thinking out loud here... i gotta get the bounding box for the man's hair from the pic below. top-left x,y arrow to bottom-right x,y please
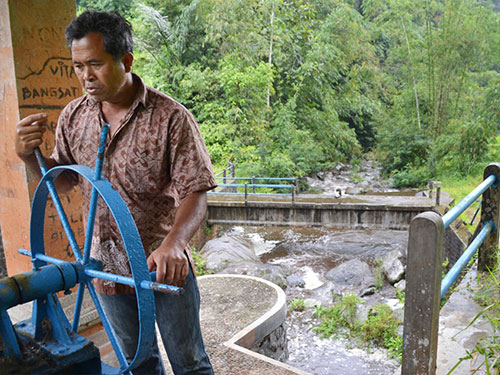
65,10 -> 133,60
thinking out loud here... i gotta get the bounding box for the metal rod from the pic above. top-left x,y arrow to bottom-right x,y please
215,183 -> 294,189
442,174 -> 496,229
470,201 -> 482,225
34,148 -> 83,261
83,124 -> 110,265
18,248 -> 67,265
72,283 -> 86,332
220,177 -> 296,181
18,249 -> 182,295
85,280 -> 131,372
84,269 -> 183,295
440,221 -> 493,298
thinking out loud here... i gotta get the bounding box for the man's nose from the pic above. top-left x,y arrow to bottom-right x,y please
83,67 -> 95,81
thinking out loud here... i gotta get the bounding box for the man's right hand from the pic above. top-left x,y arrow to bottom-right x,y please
15,113 -> 48,159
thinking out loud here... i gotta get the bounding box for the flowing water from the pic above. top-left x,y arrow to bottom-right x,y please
231,225 -> 405,375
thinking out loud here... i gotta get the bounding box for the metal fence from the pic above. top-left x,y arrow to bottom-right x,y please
402,163 -> 500,375
211,162 -> 298,201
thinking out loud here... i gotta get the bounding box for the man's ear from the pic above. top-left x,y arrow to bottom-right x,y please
122,52 -> 134,73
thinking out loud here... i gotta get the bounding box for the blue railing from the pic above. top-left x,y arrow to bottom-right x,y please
402,163 -> 500,375
440,174 -> 496,298
214,161 -> 235,183
211,162 -> 298,199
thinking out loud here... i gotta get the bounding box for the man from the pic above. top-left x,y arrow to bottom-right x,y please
15,10 -> 215,375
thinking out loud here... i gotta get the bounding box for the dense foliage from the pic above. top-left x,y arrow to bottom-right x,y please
77,0 -> 500,185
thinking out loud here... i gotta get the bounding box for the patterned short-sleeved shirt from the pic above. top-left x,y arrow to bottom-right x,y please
52,74 -> 217,294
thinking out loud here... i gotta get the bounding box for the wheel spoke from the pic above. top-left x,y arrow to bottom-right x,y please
82,124 -> 109,265
72,283 -> 86,332
44,181 -> 82,261
85,281 -> 132,374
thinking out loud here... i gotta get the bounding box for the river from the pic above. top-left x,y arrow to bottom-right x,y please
232,225 -> 404,375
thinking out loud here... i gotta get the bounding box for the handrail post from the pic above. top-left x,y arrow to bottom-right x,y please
244,183 -> 248,205
478,163 -> 500,271
223,169 -> 227,184
402,211 -> 444,375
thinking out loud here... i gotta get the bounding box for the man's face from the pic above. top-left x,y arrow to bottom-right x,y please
71,32 -> 130,102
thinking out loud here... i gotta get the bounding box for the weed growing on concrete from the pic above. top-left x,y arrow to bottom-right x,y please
313,294 -> 361,338
289,298 -> 306,312
313,294 -> 403,360
360,304 -> 402,360
396,289 -> 405,304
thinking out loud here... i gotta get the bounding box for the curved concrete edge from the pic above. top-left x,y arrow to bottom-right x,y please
199,274 -> 311,375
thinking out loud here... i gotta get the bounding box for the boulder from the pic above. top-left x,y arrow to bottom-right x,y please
220,261 -> 287,290
305,281 -> 342,307
201,235 -> 258,272
394,279 -> 406,293
287,274 -> 306,288
382,249 -> 405,285
325,259 -> 375,295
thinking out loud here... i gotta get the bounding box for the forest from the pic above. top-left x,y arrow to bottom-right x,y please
77,0 -> 500,187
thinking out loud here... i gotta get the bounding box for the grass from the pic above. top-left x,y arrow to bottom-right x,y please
313,294 -> 403,360
191,247 -> 213,276
439,172 -> 483,232
289,298 -> 306,312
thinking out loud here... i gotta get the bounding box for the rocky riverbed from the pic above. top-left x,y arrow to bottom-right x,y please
200,160 -> 407,374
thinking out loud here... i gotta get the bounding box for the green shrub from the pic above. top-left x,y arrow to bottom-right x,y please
314,296 -> 403,361
191,248 -> 213,276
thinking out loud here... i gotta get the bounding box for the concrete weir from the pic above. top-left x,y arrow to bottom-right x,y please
207,193 -> 444,230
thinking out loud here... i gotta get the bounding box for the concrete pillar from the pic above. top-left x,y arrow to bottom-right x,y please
0,0 -> 82,276
402,211 -> 444,375
478,163 -> 500,271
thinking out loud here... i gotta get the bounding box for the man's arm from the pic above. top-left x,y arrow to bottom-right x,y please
15,113 -> 77,193
147,190 -> 207,286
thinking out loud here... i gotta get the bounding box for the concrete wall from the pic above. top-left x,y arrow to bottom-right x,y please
0,1 -> 82,276
208,201 -> 434,230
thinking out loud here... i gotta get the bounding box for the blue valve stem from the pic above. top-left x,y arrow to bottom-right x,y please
74,124 -> 110,331
34,148 -> 83,262
82,124 -> 110,265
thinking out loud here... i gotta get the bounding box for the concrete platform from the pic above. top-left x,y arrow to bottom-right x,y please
6,268 -> 491,374
436,266 -> 493,375
7,275 -> 308,374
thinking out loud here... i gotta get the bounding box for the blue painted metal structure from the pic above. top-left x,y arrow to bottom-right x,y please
0,125 -> 182,374
212,161 -> 297,197
439,173 -> 497,298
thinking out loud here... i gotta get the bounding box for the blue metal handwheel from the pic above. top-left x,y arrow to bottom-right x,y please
30,165 -> 155,374
14,125 -> 182,374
